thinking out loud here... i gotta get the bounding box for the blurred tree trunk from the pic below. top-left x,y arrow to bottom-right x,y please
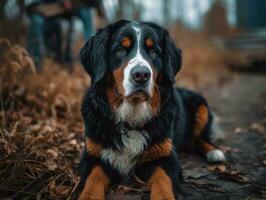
17,0 -> 25,19
192,0 -> 202,29
163,0 -> 170,25
203,0 -> 229,35
115,0 -> 142,21
132,1 -> 141,21
0,0 -> 8,20
116,0 -> 126,20
0,0 -> 25,21
0,0 -> 27,44
176,0 -> 185,24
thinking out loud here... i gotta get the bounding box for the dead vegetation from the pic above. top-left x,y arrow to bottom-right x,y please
0,63 -> 87,198
0,39 -> 89,199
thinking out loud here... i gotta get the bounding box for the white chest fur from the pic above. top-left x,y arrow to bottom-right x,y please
115,100 -> 153,128
101,130 -> 149,175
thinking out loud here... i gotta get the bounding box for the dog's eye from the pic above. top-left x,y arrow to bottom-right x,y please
116,47 -> 127,56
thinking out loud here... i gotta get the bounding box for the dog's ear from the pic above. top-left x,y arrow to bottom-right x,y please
80,28 -> 109,84
162,30 -> 182,83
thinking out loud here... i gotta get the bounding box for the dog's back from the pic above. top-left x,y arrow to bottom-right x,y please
172,88 -> 213,153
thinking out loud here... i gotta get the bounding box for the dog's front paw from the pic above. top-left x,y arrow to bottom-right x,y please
79,166 -> 109,200
149,167 -> 176,200
151,192 -> 175,200
78,192 -> 104,200
78,190 -> 105,200
206,149 -> 226,163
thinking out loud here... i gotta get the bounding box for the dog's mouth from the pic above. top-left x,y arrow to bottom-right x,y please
125,88 -> 151,103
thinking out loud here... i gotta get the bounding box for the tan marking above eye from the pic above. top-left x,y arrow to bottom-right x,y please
121,37 -> 131,48
146,38 -> 154,48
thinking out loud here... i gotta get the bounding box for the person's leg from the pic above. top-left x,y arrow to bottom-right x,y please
47,18 -> 63,63
76,7 -> 94,40
27,14 -> 45,71
65,17 -> 75,66
63,7 -> 93,71
54,19 -> 63,63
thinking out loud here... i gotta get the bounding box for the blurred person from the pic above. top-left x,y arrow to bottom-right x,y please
26,0 -> 104,71
63,0 -> 105,68
26,0 -> 66,70
26,0 -> 46,71
62,0 -> 94,68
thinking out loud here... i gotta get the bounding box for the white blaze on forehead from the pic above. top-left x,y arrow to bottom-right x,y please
123,25 -> 153,97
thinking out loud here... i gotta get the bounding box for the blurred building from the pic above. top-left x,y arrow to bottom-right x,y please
236,0 -> 266,30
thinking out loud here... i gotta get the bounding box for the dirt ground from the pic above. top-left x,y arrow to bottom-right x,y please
180,71 -> 266,200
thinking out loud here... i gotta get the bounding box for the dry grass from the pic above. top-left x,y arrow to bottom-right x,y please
0,40 -> 88,198
0,62 -> 88,198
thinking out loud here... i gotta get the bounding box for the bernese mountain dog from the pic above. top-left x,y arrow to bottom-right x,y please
78,20 -> 226,200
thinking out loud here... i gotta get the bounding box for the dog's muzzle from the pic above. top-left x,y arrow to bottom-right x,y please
130,65 -> 151,84
123,58 -> 153,98
128,65 -> 152,96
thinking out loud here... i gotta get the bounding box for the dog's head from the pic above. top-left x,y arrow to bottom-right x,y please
80,20 -> 181,126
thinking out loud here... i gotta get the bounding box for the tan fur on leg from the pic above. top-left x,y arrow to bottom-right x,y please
148,167 -> 175,200
79,166 -> 109,200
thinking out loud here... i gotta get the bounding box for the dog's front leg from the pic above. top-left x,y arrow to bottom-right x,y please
79,165 -> 109,200
148,166 -> 176,200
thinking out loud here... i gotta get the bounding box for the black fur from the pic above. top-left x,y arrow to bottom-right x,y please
78,20 -> 214,199
80,20 -> 129,84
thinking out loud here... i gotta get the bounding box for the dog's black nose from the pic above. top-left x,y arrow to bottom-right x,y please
130,66 -> 151,84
